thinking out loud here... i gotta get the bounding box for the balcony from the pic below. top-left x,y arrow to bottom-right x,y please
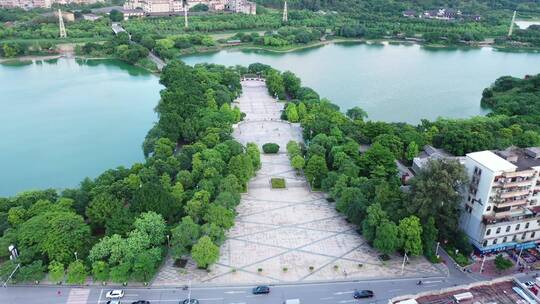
503,170 -> 536,178
502,180 -> 533,188
500,189 -> 530,199
496,199 -> 528,208
483,207 -> 538,225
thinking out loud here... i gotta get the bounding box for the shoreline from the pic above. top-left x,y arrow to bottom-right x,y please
2,38 -> 539,69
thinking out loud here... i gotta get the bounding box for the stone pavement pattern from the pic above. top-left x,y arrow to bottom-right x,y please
153,80 -> 446,285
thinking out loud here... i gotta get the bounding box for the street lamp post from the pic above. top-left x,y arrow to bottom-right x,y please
518,246 -> 524,267
166,235 -> 170,247
435,241 -> 440,259
480,255 -> 486,273
401,252 -> 408,275
74,251 -> 78,261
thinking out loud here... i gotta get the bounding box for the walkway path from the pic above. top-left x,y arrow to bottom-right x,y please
153,79 -> 446,286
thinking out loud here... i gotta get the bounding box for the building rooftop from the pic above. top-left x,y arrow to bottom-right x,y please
495,147 -> 540,171
392,279 -> 535,304
467,150 -> 517,172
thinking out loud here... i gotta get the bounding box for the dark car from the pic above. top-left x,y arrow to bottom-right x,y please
252,285 -> 270,294
181,299 -> 199,304
132,301 -> 150,304
353,290 -> 374,299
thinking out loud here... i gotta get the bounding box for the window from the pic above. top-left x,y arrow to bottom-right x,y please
526,222 -> 530,229
503,236 -> 507,242
516,224 -> 521,231
486,229 -> 491,236
522,233 -> 526,240
483,240 -> 488,247
506,226 -> 511,232
493,239 -> 498,245
513,235 -> 518,241
487,206 -> 492,212
496,227 -> 501,234
532,232 -> 536,238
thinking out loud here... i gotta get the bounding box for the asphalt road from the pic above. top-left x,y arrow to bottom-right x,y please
0,275 -> 469,304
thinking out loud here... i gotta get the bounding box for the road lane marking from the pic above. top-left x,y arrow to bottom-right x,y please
97,289 -> 103,304
320,296 -> 335,300
387,289 -> 402,293
338,300 -> 357,303
333,291 -> 354,295
224,291 -> 246,294
66,288 -> 90,304
198,298 -> 224,301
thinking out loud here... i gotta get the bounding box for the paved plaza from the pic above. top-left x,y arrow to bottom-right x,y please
153,80 -> 447,286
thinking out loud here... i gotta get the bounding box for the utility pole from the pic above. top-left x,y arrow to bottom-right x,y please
58,9 -> 67,38
508,10 -> 517,37
435,241 -> 440,259
282,0 -> 288,23
183,0 -> 189,28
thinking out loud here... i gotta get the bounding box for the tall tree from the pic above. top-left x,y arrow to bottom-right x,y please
408,159 -> 467,241
398,216 -> 423,256
373,220 -> 399,255
191,236 -> 219,269
362,203 -> 387,243
304,155 -> 328,188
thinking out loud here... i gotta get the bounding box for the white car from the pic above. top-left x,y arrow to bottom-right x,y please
106,290 -> 125,299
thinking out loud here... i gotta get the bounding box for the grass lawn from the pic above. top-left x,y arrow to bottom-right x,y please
271,178 -> 286,189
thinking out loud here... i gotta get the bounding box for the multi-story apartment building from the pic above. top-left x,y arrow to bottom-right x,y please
0,0 -> 101,8
460,147 -> 540,253
123,0 -> 255,15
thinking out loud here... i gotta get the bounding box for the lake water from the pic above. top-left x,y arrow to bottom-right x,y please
2,43 -> 540,196
516,20 -> 540,29
0,58 -> 161,196
182,42 -> 540,123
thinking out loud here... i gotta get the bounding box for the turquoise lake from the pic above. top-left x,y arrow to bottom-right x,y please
2,42 -> 540,196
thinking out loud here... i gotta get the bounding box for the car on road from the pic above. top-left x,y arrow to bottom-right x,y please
132,301 -> 150,304
252,285 -> 270,294
106,290 -> 125,299
353,290 -> 374,299
181,299 -> 199,304
525,281 -> 536,288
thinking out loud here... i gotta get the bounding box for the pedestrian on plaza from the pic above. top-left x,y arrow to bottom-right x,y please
57,290 -> 61,296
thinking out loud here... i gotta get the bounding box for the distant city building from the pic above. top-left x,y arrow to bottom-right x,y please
56,9 -> 75,22
401,8 -> 481,21
1,0 -> 103,9
460,147 -> 540,253
121,8 -> 145,20
411,145 -> 465,174
122,0 -> 255,15
82,13 -> 102,21
402,9 -> 416,18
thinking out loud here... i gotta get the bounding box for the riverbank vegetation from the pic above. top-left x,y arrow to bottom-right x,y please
257,63 -> 540,261
3,0 -> 540,60
75,31 -> 157,70
0,60 -> 260,284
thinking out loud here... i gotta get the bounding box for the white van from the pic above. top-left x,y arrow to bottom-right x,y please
284,299 -> 300,304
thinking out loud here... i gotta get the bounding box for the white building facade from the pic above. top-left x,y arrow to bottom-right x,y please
460,148 -> 540,253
